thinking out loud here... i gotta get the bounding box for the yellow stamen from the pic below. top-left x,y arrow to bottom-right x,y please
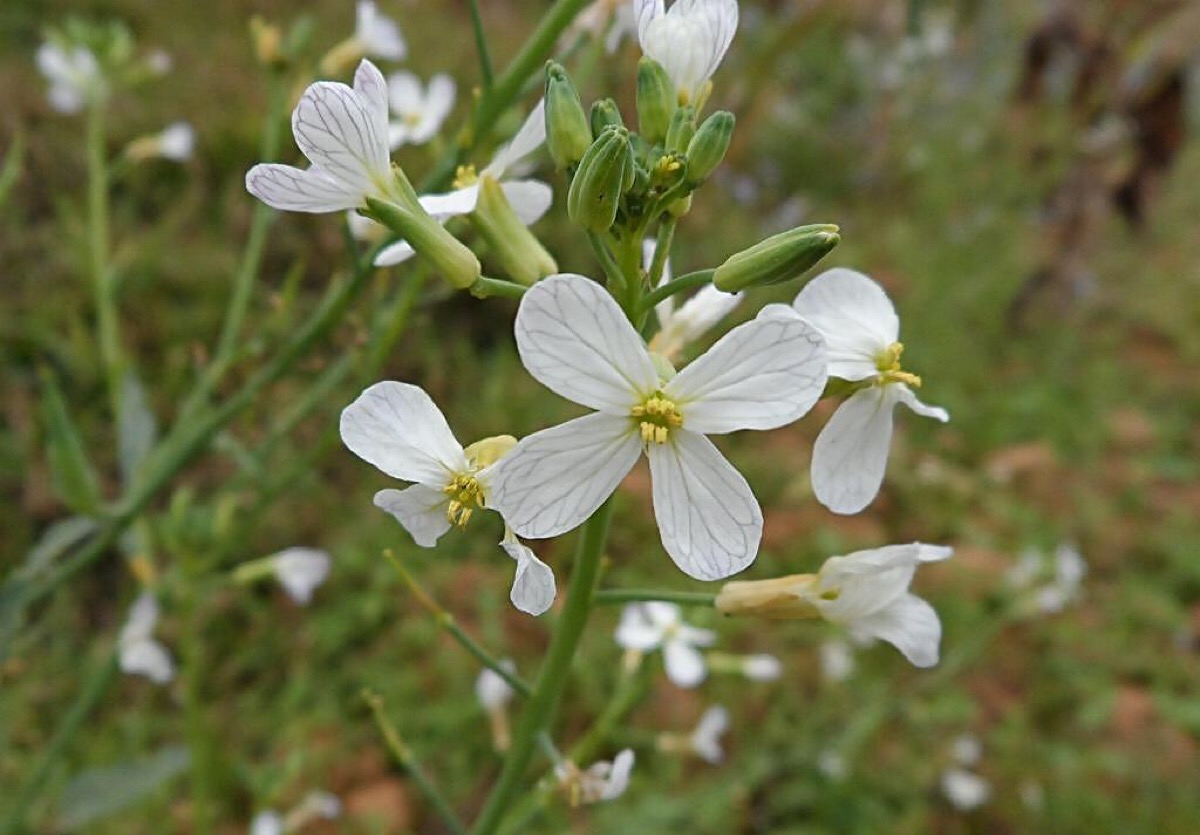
453,164 -> 479,189
631,394 -> 683,445
875,342 -> 922,387
443,474 -> 484,526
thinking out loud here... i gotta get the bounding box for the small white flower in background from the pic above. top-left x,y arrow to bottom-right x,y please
556,749 -> 635,805
249,811 -> 283,835
246,60 -> 395,213
819,638 -> 856,682
145,49 -> 172,75
941,767 -> 991,811
792,268 -> 949,515
645,239 -> 743,361
271,547 -> 332,605
250,790 -> 340,834
489,274 -> 827,581
951,733 -> 982,767
37,41 -> 103,114
355,0 -> 406,60
689,705 -> 729,763
476,660 -> 517,751
157,121 -> 195,161
615,602 -> 715,687
1007,542 -> 1086,614
634,0 -> 739,106
117,591 -> 174,685
340,381 -> 556,616
387,71 -> 456,147
567,0 -> 637,54
816,749 -> 847,780
741,653 -> 782,681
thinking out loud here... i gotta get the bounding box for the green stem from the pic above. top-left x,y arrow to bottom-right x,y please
647,219 -> 675,289
470,276 -> 527,301
467,0 -> 495,89
587,231 -> 626,293
637,268 -> 716,312
593,588 -> 717,607
86,103 -> 122,424
469,498 -> 613,835
0,651 -> 118,835
442,615 -> 533,698
182,565 -> 216,835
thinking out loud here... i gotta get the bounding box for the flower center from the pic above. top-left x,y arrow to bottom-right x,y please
401,110 -> 423,128
874,341 -> 922,388
443,474 -> 484,526
453,164 -> 479,189
631,393 -> 683,444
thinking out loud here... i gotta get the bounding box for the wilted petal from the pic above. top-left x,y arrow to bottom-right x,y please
374,485 -> 452,547
792,268 -> 899,380
810,385 -> 896,515
246,163 -> 364,213
500,539 -> 557,615
515,274 -> 658,413
664,638 -> 708,687
665,314 -> 826,433
647,430 -> 761,580
489,412 -> 641,539
340,381 -> 470,485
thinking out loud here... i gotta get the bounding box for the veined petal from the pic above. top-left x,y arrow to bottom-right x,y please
849,593 -> 942,667
647,430 -> 762,580
642,0 -> 738,100
664,638 -> 708,687
664,313 -> 827,433
340,382 -> 469,485
485,98 -> 546,179
374,485 -> 452,547
515,274 -> 658,413
292,66 -> 389,193
894,384 -> 950,422
792,268 -> 899,380
500,179 -> 554,226
823,542 -> 953,577
246,163 -> 364,213
488,412 -> 641,540
811,386 -> 896,514
373,239 -> 417,267
634,0 -> 666,42
419,185 -> 480,219
500,539 -> 557,616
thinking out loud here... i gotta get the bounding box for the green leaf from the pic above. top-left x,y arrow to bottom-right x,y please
40,368 -> 104,515
117,369 -> 158,488
55,745 -> 190,830
24,516 -> 99,577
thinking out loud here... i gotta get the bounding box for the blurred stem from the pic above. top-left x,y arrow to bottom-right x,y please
637,269 -> 715,312
593,588 -> 716,607
0,651 -> 118,835
469,498 -> 613,835
86,103 -> 123,426
647,219 -> 675,289
364,690 -> 468,835
587,232 -> 626,295
467,0 -> 495,89
182,556 -> 217,835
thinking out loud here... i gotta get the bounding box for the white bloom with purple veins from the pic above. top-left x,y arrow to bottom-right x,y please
634,0 -> 739,106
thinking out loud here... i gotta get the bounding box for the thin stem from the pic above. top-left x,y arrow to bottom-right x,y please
470,276 -> 527,301
593,588 -> 717,607
86,102 -> 122,424
647,219 -> 675,289
470,498 -> 613,835
0,651 -> 118,835
637,268 -> 716,312
587,232 -> 626,293
467,0 -> 495,89
363,690 -> 468,835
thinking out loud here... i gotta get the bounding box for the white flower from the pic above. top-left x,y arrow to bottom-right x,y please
689,705 -> 729,764
1007,542 -> 1086,614
568,0 -> 638,54
951,734 -> 982,767
615,602 -> 716,687
819,639 -> 855,682
250,791 -> 339,835
271,547 -> 331,605
339,381 -> 556,615
475,661 -> 516,711
792,268 -> 949,515
355,0 -> 406,60
36,42 -> 103,114
157,121 -> 195,161
246,60 -> 395,213
249,811 -> 283,835
941,767 -> 991,811
556,749 -> 635,804
117,592 -> 174,685
634,0 -> 739,106
489,274 -> 827,580
741,653 -> 782,681
388,71 -> 456,147
646,239 -> 743,361
817,749 -> 847,780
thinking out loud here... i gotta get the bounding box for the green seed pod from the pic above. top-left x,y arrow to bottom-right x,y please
686,111 -> 734,184
544,62 -> 592,170
712,224 -> 841,291
665,105 -> 696,154
568,127 -> 633,232
590,97 -> 625,137
364,196 -> 481,289
636,57 -> 676,145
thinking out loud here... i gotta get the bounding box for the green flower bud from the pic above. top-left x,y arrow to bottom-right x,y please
472,176 -> 557,286
590,98 -> 625,137
544,62 -> 592,170
364,196 -> 481,289
568,127 -> 633,232
665,105 -> 697,154
649,150 -> 688,192
712,224 -> 841,291
686,111 -> 734,184
637,57 -> 676,145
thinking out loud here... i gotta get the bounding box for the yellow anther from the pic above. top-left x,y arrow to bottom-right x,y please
874,342 -> 922,387
453,164 -> 479,189
880,369 -> 922,388
656,156 -> 683,176
443,474 -> 484,526
631,393 -> 683,445
818,587 -> 841,602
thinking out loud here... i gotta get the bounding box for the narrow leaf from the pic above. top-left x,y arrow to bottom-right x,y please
117,369 -> 158,488
55,745 -> 190,830
40,368 -> 104,515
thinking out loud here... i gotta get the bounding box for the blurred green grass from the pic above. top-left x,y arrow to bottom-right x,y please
2,0 -> 1199,833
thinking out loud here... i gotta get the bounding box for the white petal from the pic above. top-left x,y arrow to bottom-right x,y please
647,430 -> 761,580
119,592 -> 160,644
488,412 -> 641,539
292,70 -> 389,193
665,286 -> 742,343
499,179 -> 554,226
942,768 -> 991,810
850,593 -> 942,667
515,274 -> 658,413
119,638 -> 175,684
615,603 -> 668,651
500,539 -> 557,616
792,268 -> 899,381
810,386 -> 896,515
419,185 -> 480,219
664,638 -> 708,687
664,314 -> 827,434
271,547 -> 332,604
245,163 -> 363,213
646,238 -> 675,326
641,0 -> 738,99
894,384 -> 950,422
373,239 -> 417,267
485,99 -> 546,178
425,74 -> 457,127
691,705 -> 730,763
387,70 -> 423,112
475,660 -> 516,709
48,84 -> 86,114
356,1 -> 406,60
250,812 -> 285,835
374,486 -> 453,547
601,749 -> 636,800
634,0 -> 665,43
340,381 -> 469,485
